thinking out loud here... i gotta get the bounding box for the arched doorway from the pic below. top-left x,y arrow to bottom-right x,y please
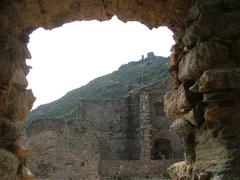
151,138 -> 171,160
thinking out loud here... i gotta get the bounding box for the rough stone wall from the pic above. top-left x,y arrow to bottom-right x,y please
129,78 -> 183,162
99,160 -> 177,179
0,0 -> 239,179
23,79 -> 181,179
79,79 -> 182,162
123,95 -> 142,160
0,11 -> 36,180
79,99 -> 141,160
139,92 -> 152,161
22,118 -> 100,180
0,0 -> 192,178
165,0 -> 240,179
0,0 -> 192,176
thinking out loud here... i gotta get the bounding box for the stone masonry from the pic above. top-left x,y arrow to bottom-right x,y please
0,0 -> 239,179
165,1 -> 240,179
139,92 -> 152,161
24,78 -> 183,179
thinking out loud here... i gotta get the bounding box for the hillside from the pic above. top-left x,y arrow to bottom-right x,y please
27,52 -> 169,125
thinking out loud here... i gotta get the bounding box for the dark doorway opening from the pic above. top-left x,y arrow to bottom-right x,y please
151,139 -> 172,160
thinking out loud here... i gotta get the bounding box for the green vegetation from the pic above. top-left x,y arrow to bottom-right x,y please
23,53 -> 169,130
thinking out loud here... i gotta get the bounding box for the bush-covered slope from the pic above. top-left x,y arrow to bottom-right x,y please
28,53 -> 169,124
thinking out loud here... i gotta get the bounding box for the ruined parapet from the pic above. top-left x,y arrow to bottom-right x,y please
165,0 -> 240,179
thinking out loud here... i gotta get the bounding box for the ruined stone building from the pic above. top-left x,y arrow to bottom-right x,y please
24,78 -> 183,179
1,0 -> 240,179
77,78 -> 183,161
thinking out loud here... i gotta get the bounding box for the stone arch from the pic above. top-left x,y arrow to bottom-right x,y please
0,0 -> 240,179
151,138 -> 172,160
151,129 -> 183,160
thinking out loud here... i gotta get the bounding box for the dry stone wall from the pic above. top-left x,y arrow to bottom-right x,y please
0,0 -> 239,179
166,0 -> 240,179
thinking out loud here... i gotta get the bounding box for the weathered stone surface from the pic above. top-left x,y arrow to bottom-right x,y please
5,88 -> 36,122
11,67 -> 28,88
0,0 -> 239,179
23,119 -> 100,180
190,68 -> 240,93
203,89 -> 240,103
170,119 -> 196,164
168,45 -> 183,89
167,161 -> 193,179
23,81 -> 183,179
0,120 -> 20,149
0,149 -> 19,180
183,0 -> 240,48
170,119 -> 195,137
17,166 -> 34,180
180,103 -> 205,128
204,102 -> 240,124
164,84 -> 192,118
178,40 -> 230,81
0,0 -> 193,31
193,125 -> 240,178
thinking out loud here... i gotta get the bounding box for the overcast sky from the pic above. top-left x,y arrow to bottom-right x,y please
27,16 -> 174,109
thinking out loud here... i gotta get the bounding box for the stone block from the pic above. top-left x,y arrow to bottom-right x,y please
183,1 -> 240,47
204,102 -> 240,124
190,68 -> 240,93
17,166 -> 34,180
0,120 -> 20,148
0,149 -> 19,180
203,89 -> 240,103
170,119 -> 195,137
167,161 -> 193,180
180,109 -> 198,127
164,84 -> 192,119
168,50 -> 182,88
11,67 -> 28,88
5,88 -> 36,122
179,40 -> 230,81
14,145 -> 31,160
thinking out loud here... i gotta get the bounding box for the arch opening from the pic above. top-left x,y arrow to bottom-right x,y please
26,16 -> 174,109
151,138 -> 172,160
22,16 -> 176,179
0,0 -> 239,179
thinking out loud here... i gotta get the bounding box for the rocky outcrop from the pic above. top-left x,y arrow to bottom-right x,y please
0,0 -> 239,179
